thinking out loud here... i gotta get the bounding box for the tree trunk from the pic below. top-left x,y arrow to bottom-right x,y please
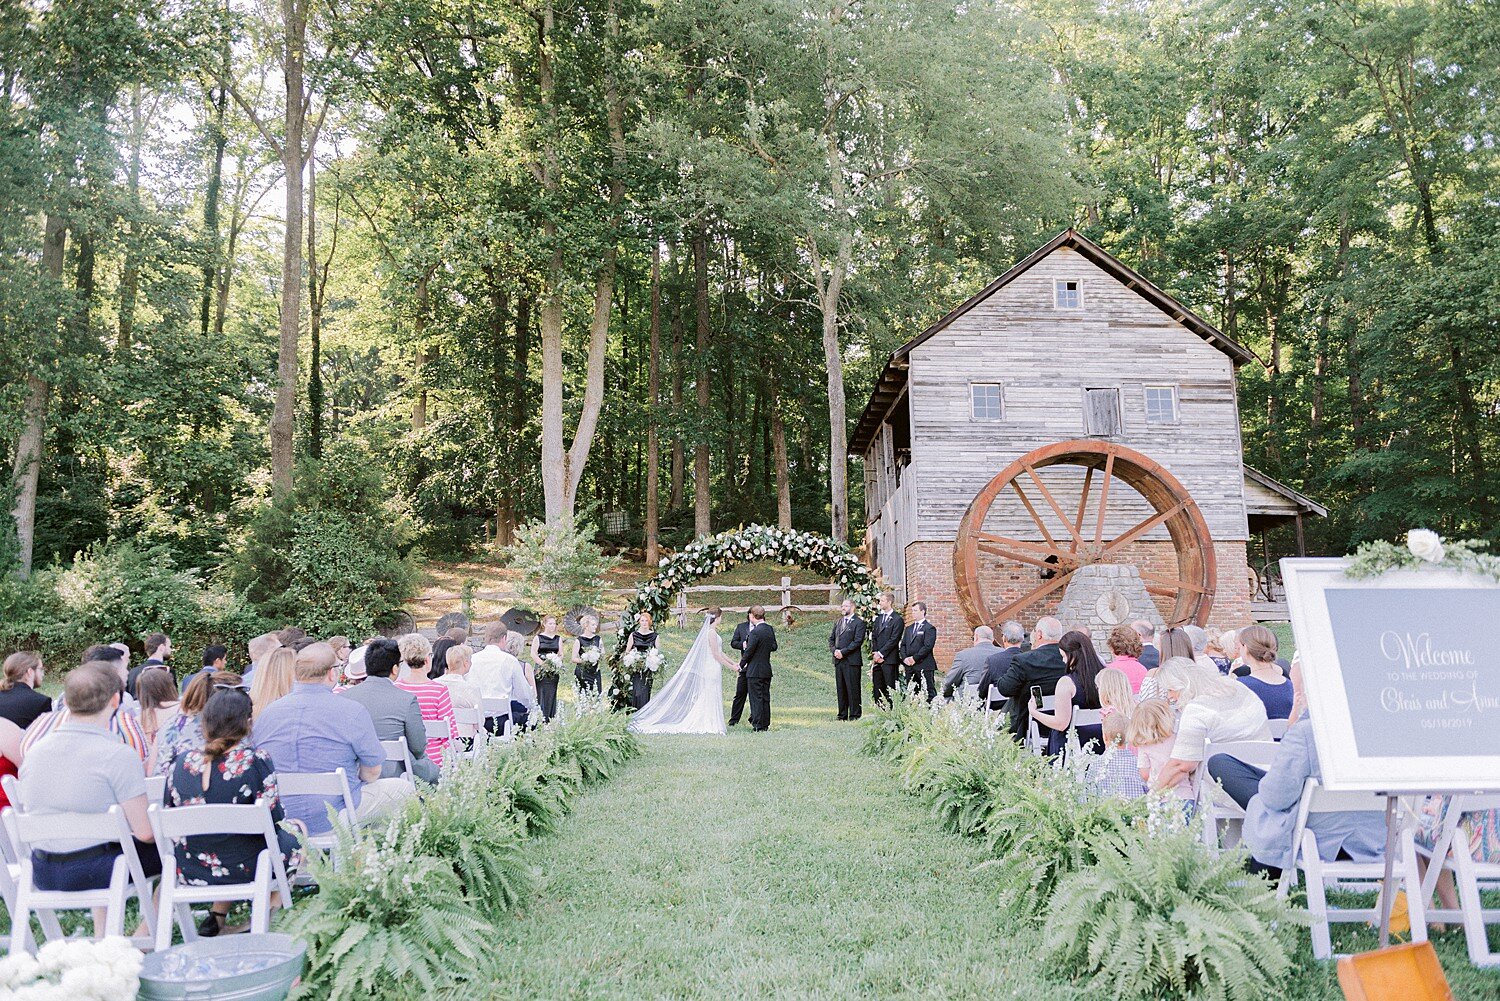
306,154 -> 324,458
692,226 -> 712,538
669,258 -> 685,511
118,84 -> 145,352
645,241 -> 662,565
771,380 -> 792,529
200,56 -> 229,337
270,0 -> 308,497
10,214 -> 67,576
412,273 -> 430,430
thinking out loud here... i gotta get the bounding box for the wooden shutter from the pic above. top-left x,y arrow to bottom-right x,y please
1084,388 -> 1122,436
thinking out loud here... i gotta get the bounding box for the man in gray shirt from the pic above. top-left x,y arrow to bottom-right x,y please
18,661 -> 161,891
942,625 -> 999,699
339,637 -> 438,784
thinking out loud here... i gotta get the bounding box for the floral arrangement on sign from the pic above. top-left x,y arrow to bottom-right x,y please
535,651 -> 565,679
0,937 -> 144,1001
606,525 -> 884,710
1345,529 -> 1500,583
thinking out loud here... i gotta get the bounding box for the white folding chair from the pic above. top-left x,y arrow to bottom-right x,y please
1418,793 -> 1500,967
5,805 -> 155,954
144,775 -> 167,804
0,810 -> 64,948
479,698 -> 515,742
1277,780 -> 1427,959
1194,740 -> 1279,852
1266,718 -> 1291,740
1025,696 -> 1057,755
148,802 -> 292,951
381,739 -> 416,784
277,768 -> 357,857
452,706 -> 486,757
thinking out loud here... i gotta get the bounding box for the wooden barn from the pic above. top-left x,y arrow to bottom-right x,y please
851,229 -> 1323,663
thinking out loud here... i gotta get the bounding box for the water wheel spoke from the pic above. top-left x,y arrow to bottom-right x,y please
1009,480 -> 1059,551
1139,571 -> 1211,595
1021,462 -> 1078,545
1102,500 -> 1188,554
993,571 -> 1075,622
974,532 -> 1075,564
1071,466 -> 1094,554
976,540 -> 1078,571
1093,452 -> 1115,544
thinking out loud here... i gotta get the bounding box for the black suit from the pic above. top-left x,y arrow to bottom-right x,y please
899,620 -> 938,701
1139,643 -> 1160,670
741,621 -> 778,731
868,611 -> 904,707
977,646 -> 1022,707
829,615 -> 867,721
993,642 -> 1068,743
728,619 -> 752,725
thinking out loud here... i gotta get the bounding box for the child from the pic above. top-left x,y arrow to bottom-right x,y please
1091,668 -> 1147,798
1127,698 -> 1194,802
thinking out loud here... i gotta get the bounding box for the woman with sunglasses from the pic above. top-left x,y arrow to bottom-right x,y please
150,670 -> 244,776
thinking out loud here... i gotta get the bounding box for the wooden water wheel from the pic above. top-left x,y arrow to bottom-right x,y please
953,440 -> 1215,629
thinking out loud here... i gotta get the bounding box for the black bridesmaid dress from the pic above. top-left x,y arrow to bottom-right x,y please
575,634 -> 603,694
536,633 -> 561,721
628,629 -> 658,709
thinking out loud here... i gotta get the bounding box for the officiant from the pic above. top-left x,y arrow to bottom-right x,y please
829,598 -> 866,721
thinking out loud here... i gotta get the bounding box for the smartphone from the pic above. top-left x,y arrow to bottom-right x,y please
1030,685 -> 1043,710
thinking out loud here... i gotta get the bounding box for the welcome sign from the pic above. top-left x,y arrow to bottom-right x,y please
1282,558 -> 1500,792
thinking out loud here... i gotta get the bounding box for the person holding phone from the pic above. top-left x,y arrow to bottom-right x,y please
991,616 -> 1068,744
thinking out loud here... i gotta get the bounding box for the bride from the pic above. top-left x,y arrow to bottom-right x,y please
627,607 -> 736,735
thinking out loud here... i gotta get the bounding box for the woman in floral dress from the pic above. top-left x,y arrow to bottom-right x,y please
164,686 -> 302,937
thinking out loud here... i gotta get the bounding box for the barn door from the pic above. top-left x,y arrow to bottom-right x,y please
1083,387 -> 1122,437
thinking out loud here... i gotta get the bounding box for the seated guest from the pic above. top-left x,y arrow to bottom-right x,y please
435,644 -> 479,710
151,670 -> 242,776
1184,624 -> 1220,676
328,635 -> 351,671
276,626 -> 307,648
941,626 -> 997,700
242,631 -> 282,686
1149,657 -> 1271,796
470,622 -> 525,733
0,651 -> 52,730
17,663 -> 162,892
250,646 -> 296,718
1207,715 -> 1385,878
340,638 -> 439,784
333,645 -> 367,693
254,642 -> 407,833
504,631 -> 539,727
1127,698 -> 1191,802
100,643 -> 142,717
127,632 -> 172,698
1139,627 -> 1194,699
22,647 -> 148,762
1235,625 -> 1294,720
1091,669 -> 1145,798
992,616 -> 1068,744
395,632 -> 456,769
1207,630 -> 1235,674
430,626 -> 468,681
977,620 -> 1026,707
0,717 -> 23,809
1104,625 -> 1147,693
1133,620 -> 1160,670
189,645 -> 228,685
164,687 -> 303,937
136,668 -> 181,751
1029,630 -> 1105,755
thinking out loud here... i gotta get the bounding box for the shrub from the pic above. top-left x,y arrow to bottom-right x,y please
1041,829 -> 1295,1000
504,514 -> 619,616
393,782 -> 534,914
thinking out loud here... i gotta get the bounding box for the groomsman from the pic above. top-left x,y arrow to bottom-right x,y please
828,598 -> 867,721
868,592 -> 903,708
727,612 -> 753,726
899,601 -> 938,701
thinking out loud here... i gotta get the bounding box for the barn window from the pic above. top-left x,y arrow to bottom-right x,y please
1083,387 -> 1122,436
1055,279 -> 1082,309
1144,385 -> 1179,424
970,383 -> 1003,420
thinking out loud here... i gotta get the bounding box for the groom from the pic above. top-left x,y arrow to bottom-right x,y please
741,606 -> 778,732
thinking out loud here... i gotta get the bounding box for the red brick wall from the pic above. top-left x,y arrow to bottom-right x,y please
902,539 -> 1252,668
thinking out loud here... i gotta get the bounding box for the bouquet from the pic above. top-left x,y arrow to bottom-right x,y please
0,937 -> 143,1000
645,648 -> 665,674
580,646 -> 601,667
622,648 -> 644,671
536,652 -> 564,679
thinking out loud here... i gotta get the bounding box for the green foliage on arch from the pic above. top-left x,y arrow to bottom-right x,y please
606,525 -> 883,709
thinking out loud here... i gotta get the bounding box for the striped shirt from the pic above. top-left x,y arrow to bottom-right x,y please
394,680 -> 456,767
22,707 -> 148,765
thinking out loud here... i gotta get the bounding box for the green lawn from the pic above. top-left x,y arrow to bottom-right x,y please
493,617 -> 1498,999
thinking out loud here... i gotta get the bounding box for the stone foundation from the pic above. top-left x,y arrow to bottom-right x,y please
903,538 -> 1252,667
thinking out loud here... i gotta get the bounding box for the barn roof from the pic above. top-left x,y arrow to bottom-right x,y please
849,229 -> 1254,456
1243,465 -> 1329,519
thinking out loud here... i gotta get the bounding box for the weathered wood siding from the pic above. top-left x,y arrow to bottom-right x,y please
905,246 -> 1249,543
865,415 -> 915,597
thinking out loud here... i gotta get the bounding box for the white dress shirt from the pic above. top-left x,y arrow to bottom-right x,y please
470,644 -> 520,702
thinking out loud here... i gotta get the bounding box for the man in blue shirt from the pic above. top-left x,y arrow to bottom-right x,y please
253,642 -> 410,834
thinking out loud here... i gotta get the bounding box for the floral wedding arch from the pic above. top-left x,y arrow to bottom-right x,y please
606,525 -> 884,710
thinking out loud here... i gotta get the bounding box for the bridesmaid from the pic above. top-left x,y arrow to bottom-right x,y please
626,611 -> 659,710
572,614 -> 603,695
530,615 -> 562,722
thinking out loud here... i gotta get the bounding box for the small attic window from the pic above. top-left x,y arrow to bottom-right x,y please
970,383 -> 1002,421
1055,279 -> 1082,309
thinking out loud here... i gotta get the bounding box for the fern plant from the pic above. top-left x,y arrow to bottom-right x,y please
395,775 -> 535,913
1041,830 -> 1295,1001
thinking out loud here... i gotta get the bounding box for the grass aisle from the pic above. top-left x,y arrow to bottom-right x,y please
492,621 -> 1066,1000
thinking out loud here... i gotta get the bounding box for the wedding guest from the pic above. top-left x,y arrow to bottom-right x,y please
254,642 -> 407,832
22,656 -> 149,763
84,644 -> 141,719
430,626 -> 467,681
1128,699 -> 1191,802
435,644 -> 479,709
1150,656 -> 1271,796
625,611 -> 660,710
993,616 -> 1068,743
276,626 -> 306,648
0,651 -> 52,730
868,592 -> 904,709
190,645 -> 228,685
471,621 -> 523,733
1029,629 -> 1105,755
18,662 -> 162,892
941,625 -> 995,701
1139,626 -> 1195,699
250,645 -> 296,718
898,601 -> 938,701
151,670 -> 242,776
128,632 -> 173,698
1206,631 -> 1235,674
505,631 -> 539,725
164,687 -> 304,937
1104,625 -> 1147,693
328,635 -> 351,669
395,632 -> 456,768
1184,625 -> 1220,676
341,638 -> 438,784
977,620 -> 1025,707
243,632 -> 282,686
1133,620 -> 1160,670
1207,715 -> 1385,878
1096,666 -> 1134,734
333,645 -> 367,693
1093,668 -> 1145,798
1235,624 -> 1294,720
531,615 -> 563,721
136,668 -> 181,751
572,614 -> 604,695
0,717 -> 22,810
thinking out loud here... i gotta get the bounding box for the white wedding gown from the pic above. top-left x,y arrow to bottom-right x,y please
627,619 -> 727,735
